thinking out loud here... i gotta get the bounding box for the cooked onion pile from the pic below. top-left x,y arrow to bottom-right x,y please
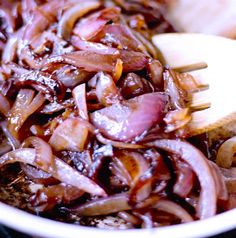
0,0 -> 236,229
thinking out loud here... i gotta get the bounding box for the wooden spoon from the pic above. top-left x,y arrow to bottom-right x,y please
152,33 -> 236,135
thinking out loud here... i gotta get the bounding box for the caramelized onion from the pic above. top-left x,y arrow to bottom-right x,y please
91,92 -> 166,141
0,121 -> 20,149
73,7 -> 121,40
216,136 -> 236,168
154,199 -> 193,223
72,193 -> 130,216
114,150 -> 149,186
173,160 -> 194,198
30,183 -> 84,212
147,59 -> 164,90
96,133 -> 145,149
95,72 -> 120,106
0,92 -> 10,116
7,89 -> 45,138
22,136 -> 54,171
49,118 -> 90,152
21,164 -> 57,185
208,161 -> 228,201
41,50 -> 148,73
72,83 -> 88,120
71,36 -> 119,55
14,70 -> 66,101
57,1 -> 100,41
0,148 -> 106,196
146,139 -> 217,219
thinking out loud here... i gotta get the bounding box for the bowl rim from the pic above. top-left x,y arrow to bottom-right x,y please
0,201 -> 236,238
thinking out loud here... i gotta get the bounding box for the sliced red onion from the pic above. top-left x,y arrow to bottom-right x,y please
154,199 -> 193,223
21,164 -> 58,185
30,183 -> 84,212
40,98 -> 74,114
97,24 -> 143,51
7,89 -> 45,138
91,92 -> 167,141
173,160 -> 194,198
116,150 -> 149,185
73,7 -> 121,40
0,148 -> 106,196
220,167 -> 236,194
57,1 -> 100,41
71,193 -> 130,216
49,118 -> 90,152
146,139 -> 217,219
15,70 -> 66,101
51,64 -> 92,88
21,0 -> 37,23
95,72 -> 121,106
0,92 -> 10,116
18,44 -> 41,69
22,0 -> 75,42
41,51 -> 119,72
147,59 -> 163,90
118,211 -> 141,225
129,151 -> 168,204
22,9 -> 51,42
110,157 -> 133,186
119,72 -> 154,100
0,140 -> 12,156
2,31 -> 20,63
0,8 -> 15,34
96,133 -> 145,149
72,84 -> 88,120
163,68 -> 186,110
208,161 -> 228,201
0,121 -> 20,150
164,108 -> 191,133
41,50 -> 147,73
131,30 -> 158,58
71,36 -> 119,55
23,136 -> 54,171
216,136 -> 236,168
120,50 -> 148,72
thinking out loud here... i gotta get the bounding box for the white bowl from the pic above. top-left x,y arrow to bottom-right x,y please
0,201 -> 236,238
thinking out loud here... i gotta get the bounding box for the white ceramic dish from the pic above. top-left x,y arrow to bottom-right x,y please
0,201 -> 236,238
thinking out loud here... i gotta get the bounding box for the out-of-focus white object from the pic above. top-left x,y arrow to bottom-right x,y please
165,0 -> 236,38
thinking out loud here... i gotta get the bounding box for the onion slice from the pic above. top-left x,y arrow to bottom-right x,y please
30,183 -> 84,212
0,148 -> 106,196
41,50 -> 148,73
173,160 -> 194,198
95,72 -> 121,106
71,193 -> 130,216
208,161 -> 228,201
0,92 -> 10,116
73,7 -> 121,40
71,36 -> 119,55
96,133 -> 145,149
23,136 -> 54,171
216,136 -> 236,168
154,199 -> 193,223
72,84 -> 88,120
146,139 -> 217,219
57,1 -> 100,40
7,89 -> 45,138
91,92 -> 167,141
49,118 -> 91,152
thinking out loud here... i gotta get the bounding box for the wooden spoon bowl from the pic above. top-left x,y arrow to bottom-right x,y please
152,33 -> 236,135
